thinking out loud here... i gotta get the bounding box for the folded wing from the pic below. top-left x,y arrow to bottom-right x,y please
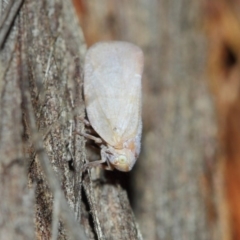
84,41 -> 144,147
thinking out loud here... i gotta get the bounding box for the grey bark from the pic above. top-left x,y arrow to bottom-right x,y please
0,0 -> 141,239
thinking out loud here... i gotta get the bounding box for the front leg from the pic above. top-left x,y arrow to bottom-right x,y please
82,146 -> 114,171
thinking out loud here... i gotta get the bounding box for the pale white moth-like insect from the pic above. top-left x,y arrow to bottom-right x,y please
83,41 -> 144,172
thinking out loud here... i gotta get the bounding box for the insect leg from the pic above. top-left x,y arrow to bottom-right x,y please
82,146 -> 114,171
82,158 -> 106,171
76,132 -> 103,144
78,117 -> 91,127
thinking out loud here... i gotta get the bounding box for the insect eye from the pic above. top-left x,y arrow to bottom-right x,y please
116,155 -> 127,165
113,155 -> 131,171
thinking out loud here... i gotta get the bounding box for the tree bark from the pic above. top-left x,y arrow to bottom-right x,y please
7,0 -> 240,239
0,0 -> 141,239
0,0 -> 35,239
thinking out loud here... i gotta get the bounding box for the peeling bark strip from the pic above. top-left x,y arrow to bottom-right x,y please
1,0 -> 143,239
0,0 -> 35,239
0,0 -> 23,48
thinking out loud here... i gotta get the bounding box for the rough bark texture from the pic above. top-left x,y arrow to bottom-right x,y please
6,0 -> 240,239
0,0 -> 142,239
0,0 -> 35,239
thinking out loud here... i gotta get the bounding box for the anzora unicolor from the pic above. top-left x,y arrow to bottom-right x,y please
84,41 -> 144,172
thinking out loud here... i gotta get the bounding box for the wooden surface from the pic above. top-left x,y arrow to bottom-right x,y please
3,0 -> 240,239
0,0 -> 142,239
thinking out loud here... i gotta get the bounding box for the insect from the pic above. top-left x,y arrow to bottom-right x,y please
83,41 -> 144,172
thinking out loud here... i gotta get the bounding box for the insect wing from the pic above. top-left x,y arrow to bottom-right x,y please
84,41 -> 144,147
